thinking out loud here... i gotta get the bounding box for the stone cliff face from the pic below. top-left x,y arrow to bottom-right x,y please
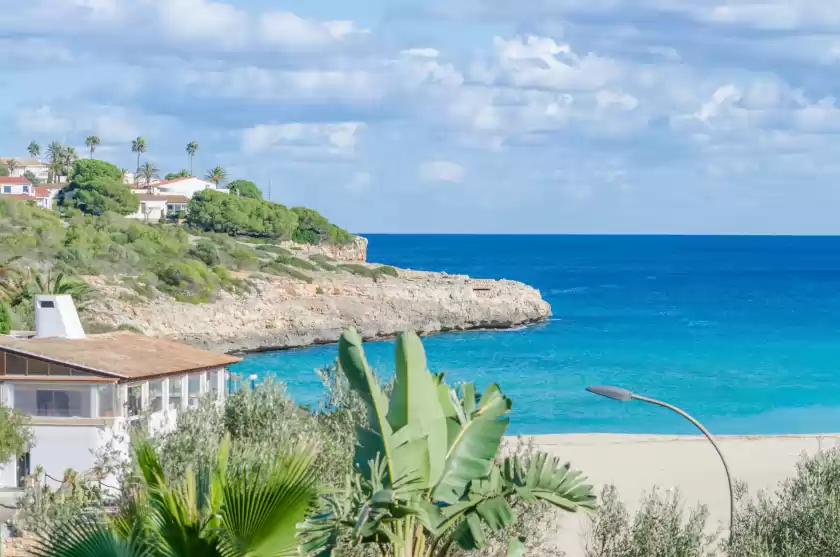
88,268 -> 550,353
281,236 -> 367,262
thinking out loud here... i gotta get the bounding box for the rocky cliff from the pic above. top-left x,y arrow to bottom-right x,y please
87,268 -> 550,353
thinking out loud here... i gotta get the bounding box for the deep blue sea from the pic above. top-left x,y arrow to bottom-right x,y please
232,235 -> 840,435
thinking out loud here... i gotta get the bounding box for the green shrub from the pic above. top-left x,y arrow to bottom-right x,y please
228,248 -> 260,270
260,262 -> 312,283
57,178 -> 139,216
275,255 -> 318,272
253,244 -> 293,256
585,485 -> 715,557
377,265 -> 398,277
188,241 -> 220,266
0,301 -> 12,334
728,448 -> 840,557
291,227 -> 320,245
117,323 -> 144,334
339,263 -> 378,279
186,189 -> 298,238
154,260 -> 218,303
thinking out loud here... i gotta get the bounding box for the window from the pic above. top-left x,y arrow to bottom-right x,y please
98,384 -> 116,417
7,355 -> 27,375
127,385 -> 142,417
38,300 -> 54,309
188,374 -> 202,407
169,377 -> 183,410
2,186 -> 10,194
149,380 -> 163,412
22,185 -> 29,193
208,370 -> 219,399
27,359 -> 48,376
13,384 -> 92,418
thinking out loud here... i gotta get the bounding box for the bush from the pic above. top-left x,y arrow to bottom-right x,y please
188,240 -> 220,266
0,301 -> 12,334
228,247 -> 260,270
57,178 -> 139,216
227,179 -> 262,199
291,207 -> 353,245
186,189 -> 298,238
586,485 -> 716,557
261,262 -> 312,283
728,448 -> 840,557
68,159 -> 122,184
377,265 -> 398,277
154,260 -> 219,303
340,263 -> 379,279
276,255 -> 318,272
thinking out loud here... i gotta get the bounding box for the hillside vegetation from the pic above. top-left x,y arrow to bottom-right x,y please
0,196 -> 392,329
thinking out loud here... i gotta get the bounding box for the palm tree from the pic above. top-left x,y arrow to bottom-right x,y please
131,137 -> 147,182
0,268 -> 94,310
204,166 -> 227,187
61,146 -> 78,180
186,141 -> 198,176
137,161 -> 160,187
6,159 -> 20,176
119,168 -> 128,182
31,437 -> 321,557
27,141 -> 40,158
46,141 -> 64,183
85,136 -> 100,159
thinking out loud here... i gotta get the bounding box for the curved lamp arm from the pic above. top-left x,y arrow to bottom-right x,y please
631,393 -> 735,538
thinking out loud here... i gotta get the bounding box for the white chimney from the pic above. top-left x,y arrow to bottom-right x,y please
34,295 -> 86,339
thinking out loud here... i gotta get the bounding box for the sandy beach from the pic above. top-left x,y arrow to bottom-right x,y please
529,433 -> 840,556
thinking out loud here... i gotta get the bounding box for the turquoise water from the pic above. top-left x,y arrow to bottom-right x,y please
232,235 -> 840,435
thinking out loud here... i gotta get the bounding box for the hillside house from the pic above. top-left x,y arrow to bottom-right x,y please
0,295 -> 240,488
0,159 -> 50,182
0,177 -> 32,196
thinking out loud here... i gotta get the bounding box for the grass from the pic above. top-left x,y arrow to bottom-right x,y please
260,263 -> 313,283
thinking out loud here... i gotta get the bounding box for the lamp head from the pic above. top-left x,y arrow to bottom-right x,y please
586,385 -> 634,401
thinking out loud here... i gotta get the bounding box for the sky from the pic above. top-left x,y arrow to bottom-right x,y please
3,0 -> 840,234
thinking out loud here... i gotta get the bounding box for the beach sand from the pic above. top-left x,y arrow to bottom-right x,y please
527,433 -> 840,556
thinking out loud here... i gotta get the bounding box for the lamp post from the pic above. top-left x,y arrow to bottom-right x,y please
585,385 -> 735,538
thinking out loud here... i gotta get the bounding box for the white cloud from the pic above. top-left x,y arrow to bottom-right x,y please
420,161 -> 466,183
241,123 -> 366,158
156,0 -> 249,47
489,36 -> 623,91
16,106 -> 72,135
258,12 -> 365,47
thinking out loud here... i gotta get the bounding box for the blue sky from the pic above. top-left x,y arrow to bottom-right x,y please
3,0 -> 840,234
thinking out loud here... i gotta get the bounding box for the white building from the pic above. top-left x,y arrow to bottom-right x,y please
0,158 -> 50,182
0,295 -> 240,488
0,177 -> 33,196
126,194 -> 192,221
156,176 -> 226,197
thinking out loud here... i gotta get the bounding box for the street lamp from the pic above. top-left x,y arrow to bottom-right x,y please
586,385 -> 735,538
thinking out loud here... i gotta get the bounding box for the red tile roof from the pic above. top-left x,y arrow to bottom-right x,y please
0,177 -> 32,185
34,187 -> 50,198
136,194 -> 170,202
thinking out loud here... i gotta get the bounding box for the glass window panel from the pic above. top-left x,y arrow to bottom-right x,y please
12,384 -> 92,418
149,380 -> 163,413
188,374 -> 202,407
7,355 -> 27,375
48,365 -> 72,376
208,370 -> 219,398
127,385 -> 142,417
27,359 -> 48,376
97,384 -> 116,417
169,377 -> 183,410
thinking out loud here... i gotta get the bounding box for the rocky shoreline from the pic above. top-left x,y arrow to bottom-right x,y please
87,267 -> 551,353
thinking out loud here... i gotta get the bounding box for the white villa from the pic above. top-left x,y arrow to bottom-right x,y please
126,176 -> 226,221
0,158 -> 50,182
0,295 -> 240,488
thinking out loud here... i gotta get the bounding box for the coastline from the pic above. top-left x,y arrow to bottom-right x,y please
87,266 -> 551,353
527,432 -> 840,556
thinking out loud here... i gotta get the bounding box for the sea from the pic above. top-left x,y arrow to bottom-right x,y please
231,235 -> 840,435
